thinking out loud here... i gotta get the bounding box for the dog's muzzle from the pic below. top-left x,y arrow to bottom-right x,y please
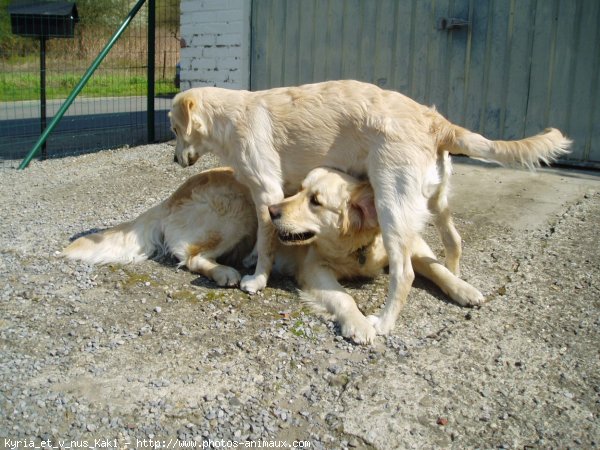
276,230 -> 316,244
175,147 -> 199,167
269,205 -> 316,244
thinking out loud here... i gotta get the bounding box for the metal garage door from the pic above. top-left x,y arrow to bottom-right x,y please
250,0 -> 600,167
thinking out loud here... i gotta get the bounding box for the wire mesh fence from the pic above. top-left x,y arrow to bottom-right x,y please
0,0 -> 180,169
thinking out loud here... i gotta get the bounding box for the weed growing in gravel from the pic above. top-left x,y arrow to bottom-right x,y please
170,289 -> 198,303
204,290 -> 226,302
121,270 -> 155,289
290,319 -> 307,338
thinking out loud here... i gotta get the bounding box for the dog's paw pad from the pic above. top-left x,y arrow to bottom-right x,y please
366,314 -> 394,336
465,290 -> 485,306
241,274 -> 267,294
213,267 -> 241,287
366,314 -> 378,326
342,320 -> 376,345
452,281 -> 485,306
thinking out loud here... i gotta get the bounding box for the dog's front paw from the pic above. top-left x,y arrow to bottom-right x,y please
450,279 -> 485,306
340,315 -> 376,345
240,274 -> 267,294
212,266 -> 241,287
366,314 -> 395,336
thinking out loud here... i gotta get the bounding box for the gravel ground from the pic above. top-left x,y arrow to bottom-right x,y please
1,143 -> 599,449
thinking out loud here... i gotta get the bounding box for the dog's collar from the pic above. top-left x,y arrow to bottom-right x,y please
355,244 -> 369,265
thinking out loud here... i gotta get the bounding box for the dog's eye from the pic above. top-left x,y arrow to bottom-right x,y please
310,194 -> 321,207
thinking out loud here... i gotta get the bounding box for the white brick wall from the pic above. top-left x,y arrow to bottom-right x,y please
179,0 -> 251,91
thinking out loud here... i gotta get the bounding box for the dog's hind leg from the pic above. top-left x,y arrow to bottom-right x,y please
186,253 -> 242,287
366,160 -> 429,335
173,234 -> 242,287
431,202 -> 462,276
428,152 -> 462,276
411,235 -> 484,306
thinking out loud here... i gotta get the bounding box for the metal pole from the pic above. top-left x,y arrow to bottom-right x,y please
147,0 -> 156,143
18,0 -> 147,170
40,36 -> 47,160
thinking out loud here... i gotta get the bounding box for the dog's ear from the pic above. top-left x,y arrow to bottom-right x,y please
348,183 -> 378,231
181,97 -> 206,136
182,97 -> 196,136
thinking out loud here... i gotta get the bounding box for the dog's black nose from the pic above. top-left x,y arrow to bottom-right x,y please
268,205 -> 281,221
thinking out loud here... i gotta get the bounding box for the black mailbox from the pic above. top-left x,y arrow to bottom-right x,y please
9,1 -> 79,160
9,1 -> 78,38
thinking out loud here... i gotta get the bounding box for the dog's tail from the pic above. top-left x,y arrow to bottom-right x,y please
62,203 -> 167,265
441,123 -> 572,168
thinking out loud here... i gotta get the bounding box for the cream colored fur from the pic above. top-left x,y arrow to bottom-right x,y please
63,168 -> 257,287
169,80 -> 570,336
269,167 -> 483,344
63,167 -> 483,344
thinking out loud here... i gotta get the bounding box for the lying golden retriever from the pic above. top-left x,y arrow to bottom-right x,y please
63,168 -> 257,287
268,167 -> 484,343
63,167 -> 482,344
170,80 -> 570,336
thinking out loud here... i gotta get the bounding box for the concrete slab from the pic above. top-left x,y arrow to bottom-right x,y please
450,157 -> 600,231
1,145 -> 599,448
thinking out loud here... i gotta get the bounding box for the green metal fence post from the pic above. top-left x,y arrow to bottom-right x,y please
147,0 -> 156,143
39,35 -> 48,160
18,0 -> 148,170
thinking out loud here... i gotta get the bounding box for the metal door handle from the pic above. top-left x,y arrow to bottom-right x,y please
437,17 -> 470,31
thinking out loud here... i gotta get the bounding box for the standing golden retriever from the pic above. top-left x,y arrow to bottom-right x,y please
63,167 -> 483,344
170,80 -> 570,336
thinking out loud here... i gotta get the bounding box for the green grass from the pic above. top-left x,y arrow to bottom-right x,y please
0,71 -> 178,102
